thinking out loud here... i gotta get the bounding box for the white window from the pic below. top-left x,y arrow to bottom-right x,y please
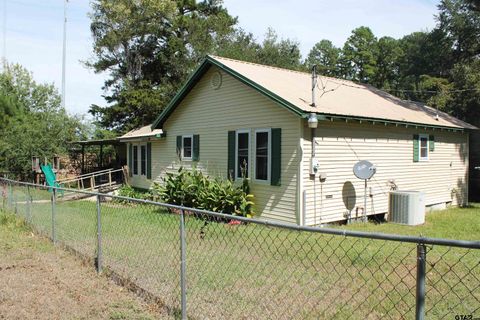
182,135 -> 193,160
235,130 -> 250,179
419,134 -> 429,161
254,129 -> 271,182
133,143 -> 147,176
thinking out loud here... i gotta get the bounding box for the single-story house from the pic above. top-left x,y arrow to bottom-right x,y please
118,55 -> 476,226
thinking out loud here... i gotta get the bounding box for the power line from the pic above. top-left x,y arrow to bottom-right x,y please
318,76 -> 480,95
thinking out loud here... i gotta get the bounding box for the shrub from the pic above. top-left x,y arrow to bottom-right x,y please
117,184 -> 152,201
152,167 -> 254,217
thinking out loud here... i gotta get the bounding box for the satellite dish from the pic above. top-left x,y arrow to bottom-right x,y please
353,160 -> 377,223
353,160 -> 376,180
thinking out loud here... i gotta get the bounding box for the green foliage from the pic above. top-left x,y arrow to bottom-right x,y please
305,40 -> 341,77
152,167 -> 254,217
88,0 -> 237,132
0,64 -> 85,179
117,184 -> 151,201
341,26 -> 377,83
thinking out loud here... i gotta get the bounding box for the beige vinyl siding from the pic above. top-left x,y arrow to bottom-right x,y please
137,67 -> 301,224
302,121 -> 469,225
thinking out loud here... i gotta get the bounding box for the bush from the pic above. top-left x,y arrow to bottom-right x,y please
117,184 -> 152,201
152,167 -> 254,217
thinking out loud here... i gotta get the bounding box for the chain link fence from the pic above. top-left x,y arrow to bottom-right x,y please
1,177 -> 479,319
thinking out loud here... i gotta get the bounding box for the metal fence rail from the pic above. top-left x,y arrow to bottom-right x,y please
1,177 -> 479,320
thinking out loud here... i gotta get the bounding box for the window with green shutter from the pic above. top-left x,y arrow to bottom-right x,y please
429,135 -> 435,151
177,135 -> 198,161
414,134 -> 430,162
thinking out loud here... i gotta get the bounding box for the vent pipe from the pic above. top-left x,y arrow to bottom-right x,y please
311,65 -> 317,107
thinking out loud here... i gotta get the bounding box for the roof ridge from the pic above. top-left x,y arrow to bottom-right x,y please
208,54 -> 367,88
208,54 -> 310,77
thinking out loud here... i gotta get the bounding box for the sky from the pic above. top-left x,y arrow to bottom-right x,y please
2,0 -> 440,117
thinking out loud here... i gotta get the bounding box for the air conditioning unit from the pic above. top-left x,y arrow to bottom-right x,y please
389,191 -> 425,225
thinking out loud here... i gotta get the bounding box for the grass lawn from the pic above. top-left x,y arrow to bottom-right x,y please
2,186 -> 479,319
338,204 -> 480,240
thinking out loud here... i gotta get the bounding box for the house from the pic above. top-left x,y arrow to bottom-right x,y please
118,55 -> 476,226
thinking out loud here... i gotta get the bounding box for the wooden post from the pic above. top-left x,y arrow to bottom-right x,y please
81,145 -> 85,174
99,144 -> 104,169
108,170 -> 112,186
90,176 -> 94,190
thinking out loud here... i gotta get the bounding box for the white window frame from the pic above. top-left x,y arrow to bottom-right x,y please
132,143 -> 147,177
181,135 -> 193,161
253,128 -> 271,183
235,129 -> 250,180
419,134 -> 429,161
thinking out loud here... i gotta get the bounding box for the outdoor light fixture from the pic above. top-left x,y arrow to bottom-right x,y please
308,112 -> 318,129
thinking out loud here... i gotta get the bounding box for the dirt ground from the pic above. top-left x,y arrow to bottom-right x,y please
0,216 -> 171,320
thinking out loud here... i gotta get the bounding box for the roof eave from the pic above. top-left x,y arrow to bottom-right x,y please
304,112 -> 473,131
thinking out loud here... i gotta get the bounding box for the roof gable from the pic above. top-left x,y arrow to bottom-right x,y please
151,56 -> 304,129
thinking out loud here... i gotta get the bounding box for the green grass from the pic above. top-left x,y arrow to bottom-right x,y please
2,187 -> 479,319
338,204 -> 480,240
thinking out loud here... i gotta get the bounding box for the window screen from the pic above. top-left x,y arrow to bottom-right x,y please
237,132 -> 249,178
255,131 -> 269,180
183,136 -> 192,159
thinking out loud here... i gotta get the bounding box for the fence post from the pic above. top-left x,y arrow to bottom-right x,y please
7,182 -> 12,209
96,195 -> 103,273
415,243 -> 426,320
26,185 -> 31,223
51,188 -> 56,244
14,193 -> 18,215
180,208 -> 187,320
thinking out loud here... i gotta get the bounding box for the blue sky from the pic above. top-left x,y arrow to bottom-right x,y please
2,0 -> 440,116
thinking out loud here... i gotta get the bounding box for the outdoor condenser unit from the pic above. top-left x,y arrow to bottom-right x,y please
388,191 -> 425,225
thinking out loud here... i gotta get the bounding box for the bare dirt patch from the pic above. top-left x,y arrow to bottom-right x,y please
0,217 -> 171,320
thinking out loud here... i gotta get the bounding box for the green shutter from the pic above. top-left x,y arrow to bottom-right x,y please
193,134 -> 200,161
227,131 -> 236,180
176,136 -> 182,159
271,128 -> 281,186
128,143 -> 133,177
413,134 -> 419,162
429,135 -> 435,151
146,142 -> 152,179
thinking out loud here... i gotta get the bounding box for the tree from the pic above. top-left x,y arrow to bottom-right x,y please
373,36 -> 403,89
449,59 -> 480,126
256,29 -> 303,70
215,28 -> 261,63
438,0 -> 480,62
0,64 -> 84,179
305,40 -> 341,77
341,26 -> 377,82
88,0 -> 237,132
